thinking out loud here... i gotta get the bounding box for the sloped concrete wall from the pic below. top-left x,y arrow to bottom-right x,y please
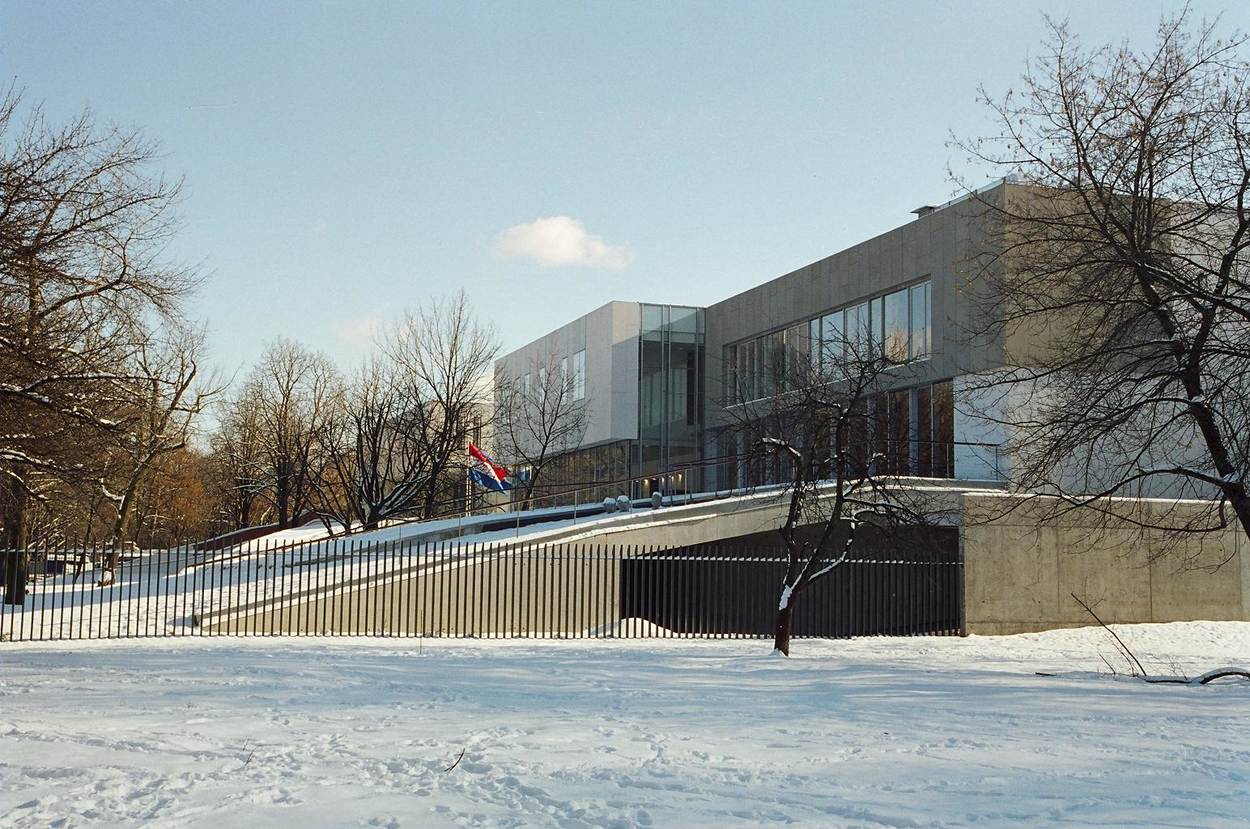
202,548 -> 621,637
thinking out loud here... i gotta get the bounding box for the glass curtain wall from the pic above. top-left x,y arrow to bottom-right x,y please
637,305 -> 706,497
724,280 -> 932,406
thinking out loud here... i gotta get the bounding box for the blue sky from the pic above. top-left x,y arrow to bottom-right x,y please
1,1 -> 1243,377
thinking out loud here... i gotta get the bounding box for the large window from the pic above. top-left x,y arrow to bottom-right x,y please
819,310 -> 843,369
931,379 -> 954,477
784,323 -> 808,389
909,282 -> 930,359
883,288 -> 910,363
866,379 -> 954,477
761,330 -> 784,397
725,278 -> 932,403
572,349 -> 586,400
846,301 -> 870,357
737,340 -> 756,402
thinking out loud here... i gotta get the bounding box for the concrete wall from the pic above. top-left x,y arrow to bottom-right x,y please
703,183 -> 1009,422
963,492 -> 1249,634
198,483 -> 1250,637
494,301 -> 642,450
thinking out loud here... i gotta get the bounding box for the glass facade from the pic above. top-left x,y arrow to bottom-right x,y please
637,304 -> 706,496
515,439 -> 634,506
724,279 -> 932,404
501,303 -> 706,506
870,380 -> 953,477
715,378 -> 956,490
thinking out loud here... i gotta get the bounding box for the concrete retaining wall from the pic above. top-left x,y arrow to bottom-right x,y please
963,493 -> 1249,634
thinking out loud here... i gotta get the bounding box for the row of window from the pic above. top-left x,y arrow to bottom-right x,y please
724,280 -> 932,403
521,348 -> 587,403
718,380 -> 955,484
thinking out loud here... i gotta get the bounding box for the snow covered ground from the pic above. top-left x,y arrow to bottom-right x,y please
2,623 -> 1248,828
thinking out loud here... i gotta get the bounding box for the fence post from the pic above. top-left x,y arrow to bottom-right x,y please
957,525 -> 967,637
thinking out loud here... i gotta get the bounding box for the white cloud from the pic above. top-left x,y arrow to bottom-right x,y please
495,216 -> 632,270
333,311 -> 386,348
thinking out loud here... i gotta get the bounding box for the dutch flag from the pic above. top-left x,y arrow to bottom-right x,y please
468,443 -> 512,492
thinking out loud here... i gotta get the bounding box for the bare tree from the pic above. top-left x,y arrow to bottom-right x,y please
495,350 -> 588,504
247,339 -> 341,529
210,384 -> 270,531
93,326 -> 219,579
956,11 -> 1250,547
0,90 -> 197,600
313,358 -> 435,531
122,446 -> 220,548
723,334 -> 947,655
383,292 -> 497,518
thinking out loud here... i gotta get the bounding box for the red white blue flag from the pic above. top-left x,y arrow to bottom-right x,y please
468,443 -> 512,492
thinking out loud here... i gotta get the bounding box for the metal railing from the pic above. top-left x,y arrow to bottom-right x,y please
408,439 -> 1006,541
0,537 -> 963,642
178,439 -> 1004,568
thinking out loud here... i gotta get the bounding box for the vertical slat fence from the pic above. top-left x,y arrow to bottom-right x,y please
0,535 -> 963,642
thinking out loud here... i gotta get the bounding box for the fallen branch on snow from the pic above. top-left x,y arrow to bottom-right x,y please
1070,593 -> 1249,685
1140,668 -> 1250,685
443,747 -> 466,773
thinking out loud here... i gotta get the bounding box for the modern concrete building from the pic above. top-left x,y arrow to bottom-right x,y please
494,301 -> 705,501
494,182 -> 1014,497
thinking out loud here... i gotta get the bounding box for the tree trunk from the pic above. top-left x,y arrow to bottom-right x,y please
1,474 -> 27,548
276,475 -> 291,529
110,485 -> 136,548
102,545 -> 120,583
3,548 -> 27,605
773,602 -> 794,656
1,477 -> 28,604
1222,488 -> 1250,549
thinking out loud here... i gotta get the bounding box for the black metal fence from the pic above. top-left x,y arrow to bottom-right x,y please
0,537 -> 963,643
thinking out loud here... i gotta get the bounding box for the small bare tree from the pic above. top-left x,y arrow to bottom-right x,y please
956,11 -> 1250,548
724,334 -> 947,655
495,350 -> 589,504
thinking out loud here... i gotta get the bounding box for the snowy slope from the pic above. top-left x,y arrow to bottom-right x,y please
1,623 -> 1248,828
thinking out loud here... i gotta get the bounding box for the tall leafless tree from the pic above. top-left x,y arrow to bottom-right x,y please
209,384 -> 270,531
495,350 -> 588,505
383,292 -> 497,518
313,358 -> 436,531
246,339 -> 341,529
95,325 -> 219,578
0,90 -> 198,600
956,12 -> 1250,548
